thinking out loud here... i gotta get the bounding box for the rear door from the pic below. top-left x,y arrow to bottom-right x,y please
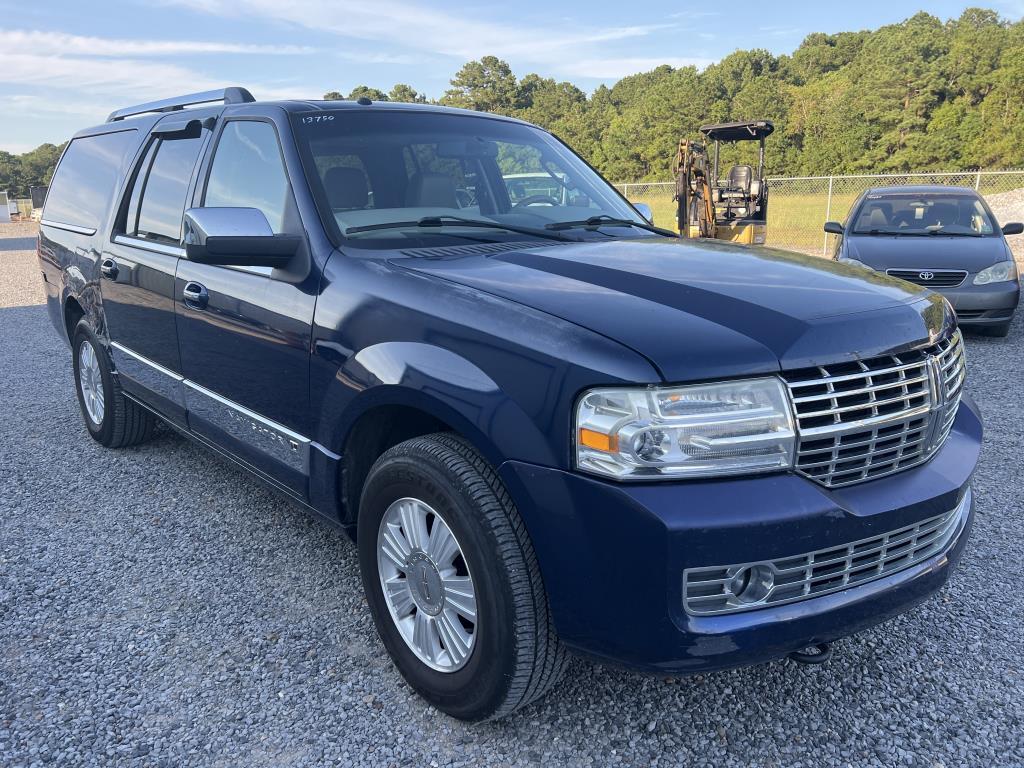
174,116 -> 318,495
100,122 -> 209,425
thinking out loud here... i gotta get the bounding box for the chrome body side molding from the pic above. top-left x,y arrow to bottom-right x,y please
110,341 -> 186,410
183,379 -> 310,475
109,341 -> 331,475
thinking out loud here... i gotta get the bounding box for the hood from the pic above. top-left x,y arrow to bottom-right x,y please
393,238 -> 952,382
845,233 -> 1010,270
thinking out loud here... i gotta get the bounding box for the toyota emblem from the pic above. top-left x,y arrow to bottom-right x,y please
919,271 -> 935,281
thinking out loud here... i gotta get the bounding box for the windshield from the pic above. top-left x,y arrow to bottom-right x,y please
292,109 -> 647,249
850,191 -> 997,236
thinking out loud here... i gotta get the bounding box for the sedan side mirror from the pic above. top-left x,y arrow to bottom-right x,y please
823,221 -> 844,235
1002,222 -> 1023,236
183,207 -> 300,267
631,202 -> 654,224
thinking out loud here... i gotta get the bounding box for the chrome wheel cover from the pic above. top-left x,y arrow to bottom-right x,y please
377,497 -> 477,672
78,340 -> 105,425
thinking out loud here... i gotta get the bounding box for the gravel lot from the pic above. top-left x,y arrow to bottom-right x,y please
2,222 -> 1023,767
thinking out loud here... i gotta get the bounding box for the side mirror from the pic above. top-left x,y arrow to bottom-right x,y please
823,221 -> 844,235
631,202 -> 654,224
1002,222 -> 1023,236
183,207 -> 300,267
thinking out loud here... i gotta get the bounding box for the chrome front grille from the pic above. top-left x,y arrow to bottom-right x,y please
683,488 -> 970,616
782,331 -> 964,488
886,268 -> 968,288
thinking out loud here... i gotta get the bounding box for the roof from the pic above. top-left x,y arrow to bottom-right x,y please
75,90 -> 535,139
277,98 -> 534,126
699,120 -> 775,142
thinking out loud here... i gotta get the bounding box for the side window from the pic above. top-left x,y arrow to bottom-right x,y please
43,130 -> 138,230
204,121 -> 291,233
125,136 -> 203,244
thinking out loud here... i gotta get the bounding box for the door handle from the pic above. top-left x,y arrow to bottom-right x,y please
182,281 -> 209,310
100,258 -> 119,280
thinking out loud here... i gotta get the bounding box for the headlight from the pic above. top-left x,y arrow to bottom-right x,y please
837,257 -> 871,270
974,261 -> 1018,285
575,378 -> 796,480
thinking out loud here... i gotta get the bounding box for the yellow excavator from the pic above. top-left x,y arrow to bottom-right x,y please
673,120 -> 774,244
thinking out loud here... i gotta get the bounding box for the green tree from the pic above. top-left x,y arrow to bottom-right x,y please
347,85 -> 389,101
15,8 -> 1024,191
389,83 -> 427,103
442,56 -> 520,113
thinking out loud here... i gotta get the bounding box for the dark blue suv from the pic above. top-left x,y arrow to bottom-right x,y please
38,88 -> 980,721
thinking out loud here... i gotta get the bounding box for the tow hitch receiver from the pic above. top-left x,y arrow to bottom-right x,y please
788,642 -> 834,665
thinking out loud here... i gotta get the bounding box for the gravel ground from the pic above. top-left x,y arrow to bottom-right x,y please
2,224 -> 1023,767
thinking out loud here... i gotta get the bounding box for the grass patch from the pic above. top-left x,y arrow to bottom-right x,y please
629,191 -> 862,256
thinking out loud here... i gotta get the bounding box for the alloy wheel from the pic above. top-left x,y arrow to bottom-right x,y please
376,497 -> 478,672
78,340 -> 105,425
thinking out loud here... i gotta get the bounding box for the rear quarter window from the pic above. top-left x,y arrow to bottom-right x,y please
43,130 -> 138,231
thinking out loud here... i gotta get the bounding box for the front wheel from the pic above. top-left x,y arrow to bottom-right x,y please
358,433 -> 566,721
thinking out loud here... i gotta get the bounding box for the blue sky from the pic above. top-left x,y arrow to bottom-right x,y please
1,0 -> 1021,153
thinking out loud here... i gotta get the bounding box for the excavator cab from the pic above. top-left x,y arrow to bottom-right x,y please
674,120 -> 773,244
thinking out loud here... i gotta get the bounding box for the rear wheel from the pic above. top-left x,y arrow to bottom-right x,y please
358,433 -> 566,721
72,321 -> 155,448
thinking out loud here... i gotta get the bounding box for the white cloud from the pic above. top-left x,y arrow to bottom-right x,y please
0,52 -> 225,96
757,25 -> 802,37
0,52 -> 221,95
165,0 -> 696,77
0,29 -> 315,56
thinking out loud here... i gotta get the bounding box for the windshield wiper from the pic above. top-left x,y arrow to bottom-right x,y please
345,215 -> 571,241
857,228 -> 982,237
545,215 -> 675,237
924,226 -> 982,237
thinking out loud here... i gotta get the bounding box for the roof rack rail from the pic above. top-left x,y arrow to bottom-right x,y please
107,87 -> 255,122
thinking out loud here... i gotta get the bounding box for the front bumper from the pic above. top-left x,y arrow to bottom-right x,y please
936,278 -> 1019,327
499,394 -> 982,673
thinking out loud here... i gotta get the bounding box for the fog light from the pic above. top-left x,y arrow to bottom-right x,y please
728,563 -> 774,604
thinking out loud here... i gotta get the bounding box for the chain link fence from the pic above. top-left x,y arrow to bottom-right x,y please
617,170 -> 1024,264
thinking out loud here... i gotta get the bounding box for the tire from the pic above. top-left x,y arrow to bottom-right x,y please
71,320 -> 155,448
358,433 -> 567,721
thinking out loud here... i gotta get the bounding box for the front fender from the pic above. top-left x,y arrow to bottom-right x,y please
313,341 -> 556,468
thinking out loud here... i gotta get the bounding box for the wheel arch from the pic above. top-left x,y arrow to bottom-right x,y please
317,341 -> 558,530
63,294 -> 85,343
333,387 -> 509,530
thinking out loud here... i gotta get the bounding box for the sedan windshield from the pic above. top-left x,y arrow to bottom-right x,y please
851,192 -> 997,236
292,109 -> 650,249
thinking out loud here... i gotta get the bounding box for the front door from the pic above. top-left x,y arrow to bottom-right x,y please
174,118 -> 317,495
100,129 -> 208,425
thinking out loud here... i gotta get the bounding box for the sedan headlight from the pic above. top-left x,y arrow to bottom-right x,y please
575,378 -> 796,480
837,257 -> 871,270
974,260 -> 1018,285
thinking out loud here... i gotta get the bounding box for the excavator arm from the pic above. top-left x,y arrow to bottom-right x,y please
672,139 -> 716,238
